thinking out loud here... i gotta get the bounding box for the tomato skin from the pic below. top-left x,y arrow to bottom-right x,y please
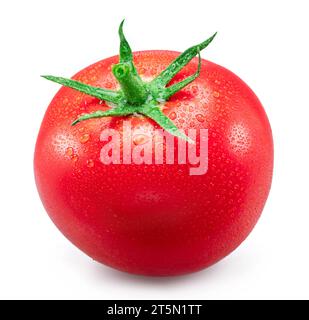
34,51 -> 273,276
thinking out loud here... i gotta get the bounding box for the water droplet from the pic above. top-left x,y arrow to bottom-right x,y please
150,67 -> 158,76
213,91 -> 220,98
196,114 -> 205,122
71,154 -> 79,162
65,147 -> 74,157
80,133 -> 90,144
133,134 -> 149,145
214,79 -> 221,85
78,127 -> 85,133
169,112 -> 177,120
139,67 -> 146,75
105,81 -> 113,89
86,159 -> 94,168
191,85 -> 198,94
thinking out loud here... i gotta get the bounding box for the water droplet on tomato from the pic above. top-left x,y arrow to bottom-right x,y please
65,147 -> 74,157
86,159 -> 94,168
71,154 -> 79,162
196,114 -> 205,122
150,67 -> 158,76
105,81 -> 113,89
214,79 -> 221,85
213,91 -> 220,98
169,112 -> 177,120
80,133 -> 90,144
191,85 -> 198,94
139,67 -> 146,75
133,134 -> 149,145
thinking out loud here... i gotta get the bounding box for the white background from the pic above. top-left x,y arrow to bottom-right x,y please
0,0 -> 308,300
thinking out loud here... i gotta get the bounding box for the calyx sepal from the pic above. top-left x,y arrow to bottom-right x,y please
42,21 -> 217,143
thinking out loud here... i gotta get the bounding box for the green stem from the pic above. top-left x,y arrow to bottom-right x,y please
112,62 -> 148,105
152,32 -> 217,87
42,20 -> 217,143
72,105 -> 136,125
41,75 -> 121,103
163,51 -> 201,100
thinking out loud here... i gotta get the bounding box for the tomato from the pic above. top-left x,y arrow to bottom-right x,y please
34,23 -> 273,276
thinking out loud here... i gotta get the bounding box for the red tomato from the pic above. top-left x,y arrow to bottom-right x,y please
35,48 -> 273,276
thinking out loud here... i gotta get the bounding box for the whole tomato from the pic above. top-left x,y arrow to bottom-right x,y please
34,22 -> 273,276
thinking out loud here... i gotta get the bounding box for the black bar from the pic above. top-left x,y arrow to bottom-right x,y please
0,300 -> 308,318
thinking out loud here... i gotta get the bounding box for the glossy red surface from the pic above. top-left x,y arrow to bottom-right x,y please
34,51 -> 273,276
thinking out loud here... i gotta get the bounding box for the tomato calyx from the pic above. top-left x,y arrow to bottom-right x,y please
112,63 -> 148,105
42,21 -> 217,142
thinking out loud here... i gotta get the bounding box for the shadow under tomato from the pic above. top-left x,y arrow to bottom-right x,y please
89,258 -> 231,287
